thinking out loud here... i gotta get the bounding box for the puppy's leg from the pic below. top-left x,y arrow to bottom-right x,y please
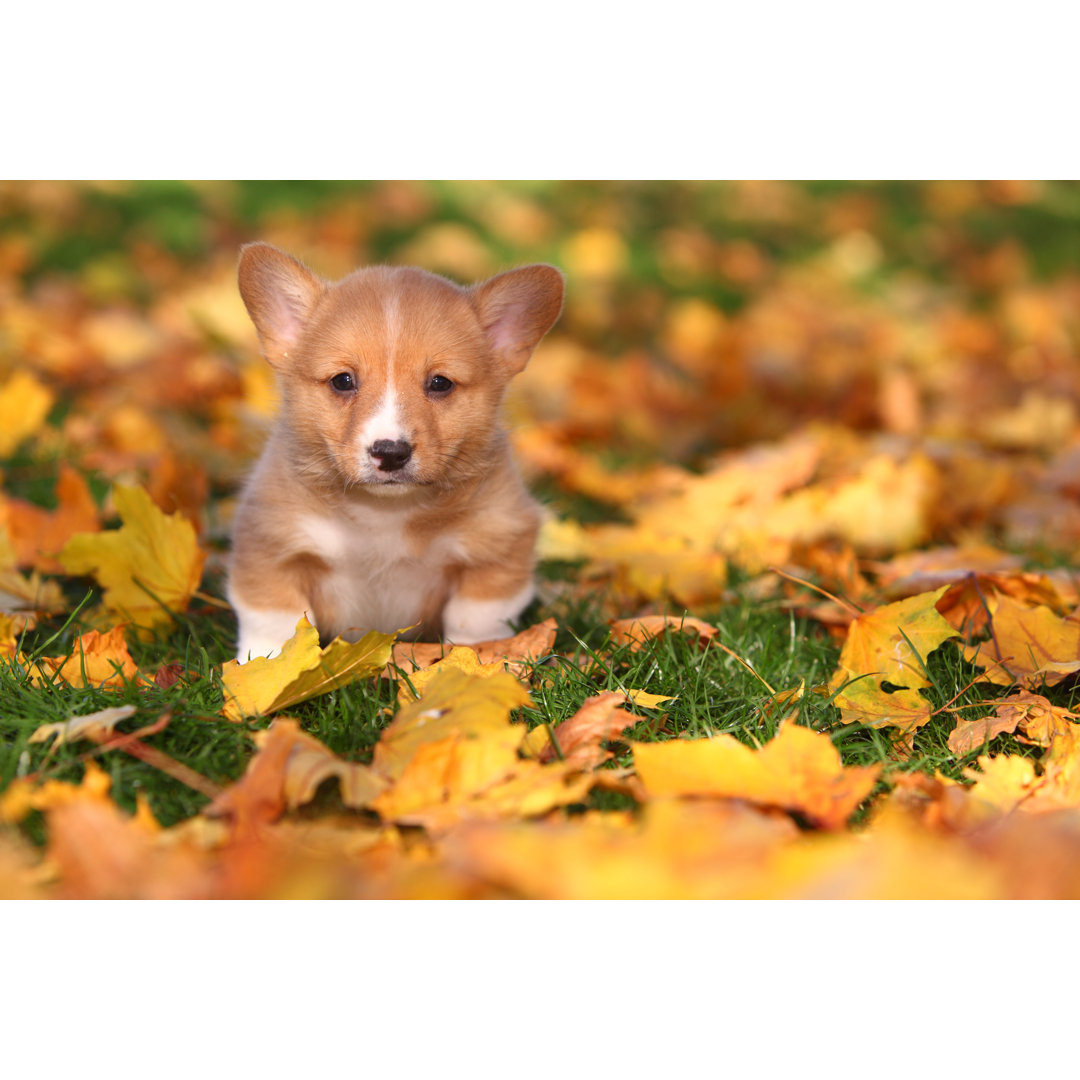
227,561 -> 316,663
442,551 -> 536,645
231,600 -> 311,662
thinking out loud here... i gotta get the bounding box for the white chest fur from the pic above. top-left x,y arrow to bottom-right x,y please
298,501 -> 456,640
231,497 -> 534,662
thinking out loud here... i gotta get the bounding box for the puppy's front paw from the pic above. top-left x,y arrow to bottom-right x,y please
441,586 -> 534,645
233,604 -> 310,663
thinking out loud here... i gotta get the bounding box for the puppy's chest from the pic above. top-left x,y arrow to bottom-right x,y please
299,504 -> 462,635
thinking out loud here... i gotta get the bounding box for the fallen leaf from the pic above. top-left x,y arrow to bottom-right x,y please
634,722 -> 881,829
829,587 -> 957,732
832,677 -> 935,734
59,484 -> 205,632
253,719 -> 388,811
372,666 -> 534,782
0,370 -> 54,457
963,594 -> 1080,688
625,689 -> 677,710
2,464 -> 100,573
608,614 -> 719,650
29,626 -> 141,689
220,618 -> 396,721
28,704 -> 138,746
390,618 -> 558,680
395,646 -> 510,703
523,691 -> 640,769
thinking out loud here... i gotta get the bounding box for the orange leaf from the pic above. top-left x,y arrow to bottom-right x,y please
833,587 -> 957,690
963,594 -> 1080,688
390,618 -> 558,680
523,691 -> 640,769
3,464 -> 100,573
608,615 -> 719,651
30,626 -> 141,689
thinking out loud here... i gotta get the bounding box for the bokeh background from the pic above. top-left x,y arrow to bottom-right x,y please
2,179 -> 1079,570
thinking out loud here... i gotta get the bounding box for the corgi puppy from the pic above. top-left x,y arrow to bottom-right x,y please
227,242 -> 564,662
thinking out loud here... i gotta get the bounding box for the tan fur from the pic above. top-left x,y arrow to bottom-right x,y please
227,243 -> 563,660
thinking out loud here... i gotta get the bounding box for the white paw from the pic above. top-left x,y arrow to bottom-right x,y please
233,604 -> 310,663
441,584 -> 534,644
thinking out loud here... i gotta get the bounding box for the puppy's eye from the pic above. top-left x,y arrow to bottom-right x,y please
329,372 -> 356,393
427,374 -> 454,395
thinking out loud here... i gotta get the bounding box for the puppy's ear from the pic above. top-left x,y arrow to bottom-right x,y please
470,264 -> 564,375
238,243 -> 326,367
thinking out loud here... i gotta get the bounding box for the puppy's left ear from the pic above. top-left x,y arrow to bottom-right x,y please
470,265 -> 564,375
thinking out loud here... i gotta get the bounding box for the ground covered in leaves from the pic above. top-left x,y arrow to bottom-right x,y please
3,179 -> 1080,899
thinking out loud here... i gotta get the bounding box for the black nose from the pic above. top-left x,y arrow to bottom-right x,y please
369,439 -> 413,472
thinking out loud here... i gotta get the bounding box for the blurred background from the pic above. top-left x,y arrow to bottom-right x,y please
1,179 -> 1079,563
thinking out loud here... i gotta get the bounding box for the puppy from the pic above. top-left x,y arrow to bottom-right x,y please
227,242 -> 564,662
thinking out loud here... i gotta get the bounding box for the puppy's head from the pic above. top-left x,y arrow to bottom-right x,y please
238,243 -> 563,494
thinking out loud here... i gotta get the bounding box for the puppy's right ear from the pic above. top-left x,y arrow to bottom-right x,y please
238,243 -> 325,367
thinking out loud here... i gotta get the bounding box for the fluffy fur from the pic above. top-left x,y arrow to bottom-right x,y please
227,242 -> 564,662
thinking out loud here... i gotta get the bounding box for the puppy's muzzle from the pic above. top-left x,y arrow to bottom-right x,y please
370,439 -> 413,473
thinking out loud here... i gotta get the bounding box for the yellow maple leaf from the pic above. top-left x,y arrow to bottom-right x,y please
372,666 -> 534,782
829,587 -> 956,731
633,723 -> 881,829
396,646 -> 509,703
0,370 -> 54,457
59,485 -> 205,632
220,618 -> 396,721
963,594 -> 1080,688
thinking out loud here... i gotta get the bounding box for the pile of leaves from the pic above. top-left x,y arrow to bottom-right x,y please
3,180 -> 1080,898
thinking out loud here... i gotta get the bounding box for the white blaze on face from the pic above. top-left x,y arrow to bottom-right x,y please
358,288 -> 409,471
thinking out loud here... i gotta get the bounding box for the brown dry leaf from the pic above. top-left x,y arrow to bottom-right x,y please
873,546 -> 1023,596
206,720 -> 301,838
963,594 -> 1080,688
936,572 -> 1074,638
999,690 -> 1080,747
1,464 -> 101,573
220,618 -> 396,721
251,718 -> 387,811
948,690 -> 1080,755
0,564 -> 66,628
390,618 -> 557,681
633,722 -> 881,829
59,484 -> 205,633
521,691 -> 640,769
608,614 -> 719,650
29,626 -> 141,689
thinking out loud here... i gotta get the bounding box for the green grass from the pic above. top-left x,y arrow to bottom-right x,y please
6,539 -> 1080,849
